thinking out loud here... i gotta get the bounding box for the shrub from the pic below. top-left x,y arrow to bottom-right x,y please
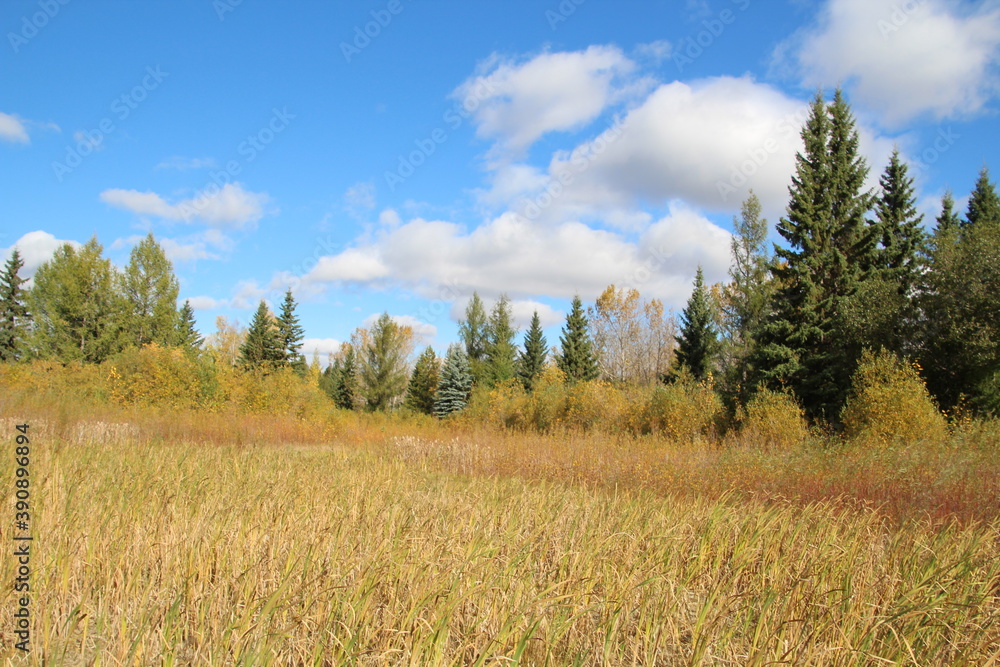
641,372 -> 723,443
732,388 -> 808,450
842,349 -> 948,446
106,344 -> 210,409
564,380 -> 630,432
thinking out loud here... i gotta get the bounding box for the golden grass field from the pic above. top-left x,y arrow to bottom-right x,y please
1,397 -> 999,665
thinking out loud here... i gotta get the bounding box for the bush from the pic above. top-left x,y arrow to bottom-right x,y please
107,344 -> 210,409
842,349 -> 948,446
564,380 -> 629,432
641,372 -> 723,443
732,388 -> 808,450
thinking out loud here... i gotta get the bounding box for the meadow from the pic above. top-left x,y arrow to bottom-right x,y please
1,390 -> 999,665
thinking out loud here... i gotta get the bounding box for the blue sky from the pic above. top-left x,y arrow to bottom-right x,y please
2,0 -> 999,363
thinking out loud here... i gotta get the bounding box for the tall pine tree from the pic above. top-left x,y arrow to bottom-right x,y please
176,300 -> 203,355
276,288 -> 306,374
674,267 -> 719,381
458,292 -> 489,385
0,249 -> 29,362
359,312 -> 410,411
556,295 -> 599,382
405,346 -> 440,414
240,301 -> 283,370
964,167 -> 1000,229
120,233 -> 179,349
484,294 -> 517,387
517,310 -> 548,391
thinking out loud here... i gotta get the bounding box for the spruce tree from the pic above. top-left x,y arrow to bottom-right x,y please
674,267 -> 719,381
935,190 -> 962,235
458,292 -> 489,384
484,294 -> 518,386
517,310 -> 548,391
752,89 -> 876,420
556,295 -> 599,382
0,249 -> 29,362
405,346 -> 440,414
120,233 -> 179,349
876,148 -> 925,294
276,288 -> 306,374
176,300 -> 203,355
434,343 -> 473,418
240,301 -> 283,370
964,167 -> 1000,229
320,359 -> 341,400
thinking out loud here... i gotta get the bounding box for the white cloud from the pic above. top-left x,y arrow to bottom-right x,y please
634,40 -> 673,64
0,113 -> 30,143
508,299 -> 563,330
100,182 -> 271,229
185,296 -> 225,310
454,46 -> 645,154
2,231 -> 81,278
362,313 -> 437,344
302,337 -> 342,365
782,0 -> 1000,125
303,208 -> 731,312
344,181 -> 376,213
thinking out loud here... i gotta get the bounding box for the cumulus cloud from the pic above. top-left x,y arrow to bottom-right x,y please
185,296 -> 225,310
302,338 -> 343,366
454,45 -> 647,154
303,207 -> 731,311
780,0 -> 1000,125
362,313 -> 437,344
2,231 -> 80,278
100,182 -> 271,229
0,112 -> 30,143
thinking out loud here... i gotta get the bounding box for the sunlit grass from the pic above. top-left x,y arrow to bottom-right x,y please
0,420 -> 998,664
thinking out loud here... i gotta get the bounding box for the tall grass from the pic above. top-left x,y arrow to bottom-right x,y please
1,434 -> 998,664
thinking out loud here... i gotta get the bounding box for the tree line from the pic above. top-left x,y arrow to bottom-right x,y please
2,88 -> 998,425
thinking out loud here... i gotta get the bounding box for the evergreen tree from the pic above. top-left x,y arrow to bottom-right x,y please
964,167 -> 1000,229
359,312 -> 410,411
320,359 -> 341,400
120,233 -> 179,349
722,192 -> 773,397
876,148 -> 925,294
176,300 -> 203,355
556,295 -> 599,382
434,343 -> 473,418
336,344 -> 359,410
458,292 -> 489,384
405,346 -> 440,414
0,249 -> 29,362
276,288 -> 306,373
239,301 -> 283,370
27,237 -> 124,363
484,294 -> 517,386
935,190 -> 962,235
517,310 -> 548,391
751,89 -> 876,420
674,267 -> 719,381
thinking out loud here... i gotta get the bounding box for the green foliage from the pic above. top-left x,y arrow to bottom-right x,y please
556,295 -> 599,383
276,288 -> 306,375
0,248 -> 29,362
359,312 -> 410,411
674,266 -> 719,381
458,292 -> 489,385
321,345 -> 359,410
842,349 -> 947,446
176,300 -> 203,356
752,89 -> 877,421
240,301 -> 284,371
434,343 -> 473,418
27,237 -> 124,363
405,346 -> 440,415
120,233 -> 179,349
517,310 -> 548,391
935,191 -> 962,235
484,294 -> 517,387
964,167 -> 1000,229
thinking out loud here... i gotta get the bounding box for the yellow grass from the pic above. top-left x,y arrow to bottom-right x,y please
1,416 -> 999,664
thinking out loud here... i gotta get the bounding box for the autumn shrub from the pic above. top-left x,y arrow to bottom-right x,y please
106,344 -> 211,409
527,366 -> 569,432
641,373 -> 723,443
461,380 -> 529,430
731,388 -> 808,450
564,380 -> 630,431
842,349 -> 948,446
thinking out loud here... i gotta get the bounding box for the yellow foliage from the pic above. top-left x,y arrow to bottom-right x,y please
732,388 -> 808,450
107,343 -> 208,409
842,349 -> 948,446
642,375 -> 723,444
